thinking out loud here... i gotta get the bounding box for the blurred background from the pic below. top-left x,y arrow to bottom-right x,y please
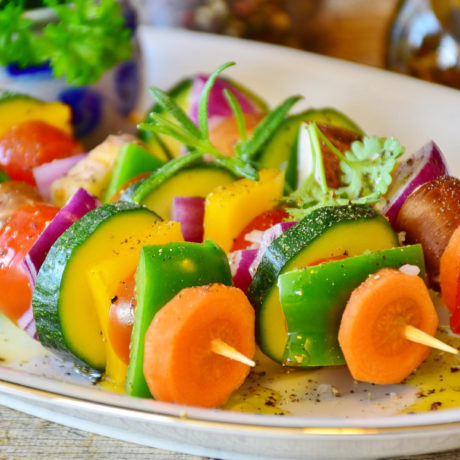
133,0 -> 460,89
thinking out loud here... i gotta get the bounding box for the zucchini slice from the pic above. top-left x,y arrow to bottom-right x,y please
127,162 -> 236,220
247,205 -> 399,363
32,202 -> 182,371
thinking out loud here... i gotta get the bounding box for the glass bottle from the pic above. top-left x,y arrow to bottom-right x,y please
386,0 -> 460,88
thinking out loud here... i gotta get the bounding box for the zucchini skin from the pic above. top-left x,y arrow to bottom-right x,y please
32,202 -> 160,371
248,205 -> 388,310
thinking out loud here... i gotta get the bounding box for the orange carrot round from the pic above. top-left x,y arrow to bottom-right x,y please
143,284 -> 255,408
338,268 -> 438,384
440,225 -> 460,315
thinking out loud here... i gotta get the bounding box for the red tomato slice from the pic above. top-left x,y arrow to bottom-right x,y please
108,271 -> 137,365
0,202 -> 59,323
308,254 -> 349,267
0,120 -> 83,185
231,208 -> 289,252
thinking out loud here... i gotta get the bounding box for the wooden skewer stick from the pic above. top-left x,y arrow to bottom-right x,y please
211,338 -> 256,367
404,325 -> 459,355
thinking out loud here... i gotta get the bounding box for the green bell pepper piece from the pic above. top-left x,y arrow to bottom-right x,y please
278,244 -> 425,368
126,240 -> 233,398
0,168 -> 9,183
103,143 -> 164,202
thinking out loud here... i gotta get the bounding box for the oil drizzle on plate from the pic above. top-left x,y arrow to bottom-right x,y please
403,328 -> 460,413
223,348 -> 417,416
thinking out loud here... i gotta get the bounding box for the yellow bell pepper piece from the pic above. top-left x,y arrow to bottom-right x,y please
203,169 -> 284,253
87,221 -> 183,389
0,98 -> 72,137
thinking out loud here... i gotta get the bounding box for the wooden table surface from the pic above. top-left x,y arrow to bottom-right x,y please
3,0 -> 460,459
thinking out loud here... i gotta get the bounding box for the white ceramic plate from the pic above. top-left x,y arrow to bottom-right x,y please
2,26 -> 460,460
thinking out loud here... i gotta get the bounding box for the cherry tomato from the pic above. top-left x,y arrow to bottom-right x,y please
0,202 -> 59,323
231,208 -> 289,252
308,254 -> 348,267
0,120 -> 84,185
108,271 -> 137,365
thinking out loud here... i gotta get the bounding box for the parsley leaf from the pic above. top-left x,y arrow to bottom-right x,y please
43,0 -> 132,85
0,0 -> 132,86
284,122 -> 405,219
337,135 -> 405,203
0,1 -> 38,67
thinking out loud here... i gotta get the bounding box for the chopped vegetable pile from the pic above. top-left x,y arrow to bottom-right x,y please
1,62 -> 460,411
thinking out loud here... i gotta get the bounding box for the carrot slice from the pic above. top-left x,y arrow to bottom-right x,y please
338,268 -> 438,384
440,225 -> 460,315
143,284 -> 255,408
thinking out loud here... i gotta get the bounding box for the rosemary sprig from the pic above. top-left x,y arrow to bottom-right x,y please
138,62 -> 301,182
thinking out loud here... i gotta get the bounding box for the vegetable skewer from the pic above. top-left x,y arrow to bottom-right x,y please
403,325 -> 458,355
339,268 -> 440,384
211,338 -> 256,367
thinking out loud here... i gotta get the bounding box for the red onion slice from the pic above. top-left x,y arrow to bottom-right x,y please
249,221 -> 297,277
228,249 -> 258,293
33,153 -> 87,201
19,188 -> 99,340
171,196 -> 205,243
17,307 -> 37,340
189,75 -> 262,126
381,141 -> 449,226
24,188 -> 99,286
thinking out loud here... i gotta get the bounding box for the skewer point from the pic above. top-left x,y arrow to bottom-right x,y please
211,338 -> 256,367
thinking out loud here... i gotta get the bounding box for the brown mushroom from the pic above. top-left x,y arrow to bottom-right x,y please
396,175 -> 460,285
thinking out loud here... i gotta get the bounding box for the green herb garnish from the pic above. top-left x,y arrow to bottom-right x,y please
284,122 -> 404,219
0,0 -> 132,86
0,167 -> 9,183
138,61 -> 301,181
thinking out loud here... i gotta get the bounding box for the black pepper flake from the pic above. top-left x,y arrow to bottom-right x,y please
451,367 -> 460,373
111,295 -> 118,304
430,402 -> 442,411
